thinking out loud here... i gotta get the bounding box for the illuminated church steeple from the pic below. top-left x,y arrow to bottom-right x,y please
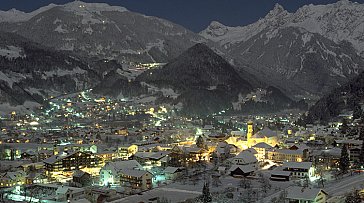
247,120 -> 253,142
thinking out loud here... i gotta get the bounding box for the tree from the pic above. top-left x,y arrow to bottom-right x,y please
201,182 -> 212,203
211,175 -> 222,187
360,128 -> 364,140
339,144 -> 350,173
211,152 -> 218,166
353,105 -> 362,120
196,135 -> 205,148
258,175 -> 271,194
345,190 -> 361,203
341,119 -> 349,135
239,177 -> 251,189
360,139 -> 364,166
157,197 -> 170,203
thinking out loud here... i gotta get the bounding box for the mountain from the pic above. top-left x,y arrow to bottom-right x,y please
303,70 -> 364,123
0,1 -> 206,63
201,1 -> 364,55
92,69 -> 147,98
137,43 -> 304,115
136,43 -> 252,115
200,1 -> 364,97
228,27 -> 364,96
0,31 -> 102,113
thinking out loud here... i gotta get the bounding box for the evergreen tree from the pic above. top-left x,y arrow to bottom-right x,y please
359,139 -> 364,165
339,144 -> 350,173
345,190 -> 361,203
353,105 -> 362,120
341,119 -> 349,135
360,128 -> 364,140
196,135 -> 205,148
201,182 -> 212,203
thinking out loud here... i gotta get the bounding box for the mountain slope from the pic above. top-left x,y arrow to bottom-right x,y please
201,1 -> 364,55
304,70 -> 364,123
138,43 -> 251,91
0,31 -> 101,113
136,43 -> 252,115
228,27 -> 364,96
200,1 -> 364,97
136,43 -> 304,115
0,1 -> 206,64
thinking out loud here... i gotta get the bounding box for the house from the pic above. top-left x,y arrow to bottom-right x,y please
310,148 -> 341,169
100,160 -> 153,190
56,185 -> 85,202
230,150 -> 258,168
282,162 -> 314,179
120,169 -> 153,190
118,145 -> 138,160
163,167 -> 183,180
0,171 -> 26,187
43,151 -> 100,174
207,133 -> 228,142
100,160 -> 142,186
285,186 -> 328,203
267,149 -> 307,163
168,145 -> 209,167
97,151 -> 118,163
229,165 -> 256,177
26,172 -> 47,184
270,171 -> 291,181
73,170 -> 91,187
133,151 -> 170,167
252,142 -> 273,161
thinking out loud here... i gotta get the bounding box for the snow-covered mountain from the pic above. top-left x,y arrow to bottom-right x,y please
0,1 -> 206,63
136,43 -> 305,115
200,1 -> 364,97
0,31 -> 104,114
201,1 -> 364,55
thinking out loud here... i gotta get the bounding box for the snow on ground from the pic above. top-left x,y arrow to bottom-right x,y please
0,101 -> 41,116
42,67 -> 86,79
0,4 -> 57,23
112,187 -> 201,203
135,96 -> 157,104
0,46 -> 26,59
141,82 -> 180,99
325,173 -> 364,196
54,24 -> 68,33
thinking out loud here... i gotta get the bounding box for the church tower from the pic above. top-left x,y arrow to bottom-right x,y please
247,120 -> 253,142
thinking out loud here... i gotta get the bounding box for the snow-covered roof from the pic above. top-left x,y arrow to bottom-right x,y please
335,139 -> 362,145
105,160 -> 142,172
56,186 -> 70,194
233,150 -> 258,164
121,169 -> 150,178
283,162 -> 312,170
163,167 -> 181,174
270,170 -> 291,176
229,164 -> 256,173
252,142 -> 273,149
286,186 -> 327,201
252,127 -> 278,138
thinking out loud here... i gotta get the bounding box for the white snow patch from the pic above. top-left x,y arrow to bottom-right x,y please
54,24 -> 68,33
0,46 -> 26,59
42,67 -> 86,79
0,101 -> 41,116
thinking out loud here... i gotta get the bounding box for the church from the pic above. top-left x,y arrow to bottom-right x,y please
226,121 -> 279,150
246,121 -> 279,147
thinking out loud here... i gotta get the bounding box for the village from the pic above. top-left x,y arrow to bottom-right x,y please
0,91 -> 362,203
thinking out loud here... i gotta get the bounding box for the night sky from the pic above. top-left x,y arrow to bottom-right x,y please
1,0 -> 364,32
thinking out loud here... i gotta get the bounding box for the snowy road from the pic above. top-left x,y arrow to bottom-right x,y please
325,173 -> 364,196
